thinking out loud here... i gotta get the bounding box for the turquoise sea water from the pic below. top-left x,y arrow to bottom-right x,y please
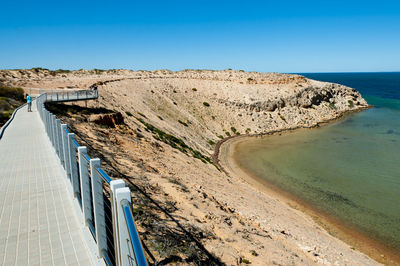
234,72 -> 400,251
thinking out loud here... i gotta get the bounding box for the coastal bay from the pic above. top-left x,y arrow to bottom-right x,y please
220,73 -> 400,265
219,111 -> 400,265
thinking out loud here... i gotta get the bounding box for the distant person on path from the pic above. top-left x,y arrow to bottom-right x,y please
27,94 -> 32,112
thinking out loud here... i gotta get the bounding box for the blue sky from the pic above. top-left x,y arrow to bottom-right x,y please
1,0 -> 399,73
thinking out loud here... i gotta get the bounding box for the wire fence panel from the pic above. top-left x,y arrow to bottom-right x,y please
104,193 -> 116,266
35,90 -> 148,266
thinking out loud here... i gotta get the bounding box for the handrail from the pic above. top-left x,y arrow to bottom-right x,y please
89,221 -> 97,239
72,139 -> 79,148
122,200 -> 148,266
83,154 -> 91,162
0,102 -> 27,140
44,89 -> 98,103
97,168 -> 112,184
103,253 -> 113,266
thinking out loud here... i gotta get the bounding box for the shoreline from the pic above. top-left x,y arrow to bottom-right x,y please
212,105 -> 371,175
214,107 -> 400,265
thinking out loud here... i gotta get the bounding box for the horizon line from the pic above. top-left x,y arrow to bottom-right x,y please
0,67 -> 399,74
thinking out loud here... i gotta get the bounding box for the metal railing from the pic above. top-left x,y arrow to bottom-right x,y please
35,91 -> 147,266
45,89 -> 98,102
0,103 -> 27,139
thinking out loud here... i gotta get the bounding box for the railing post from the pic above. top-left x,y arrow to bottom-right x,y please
52,115 -> 59,152
50,114 -> 54,147
56,119 -> 62,159
45,110 -> 49,136
78,146 -> 93,225
37,99 -> 40,115
43,107 -> 46,128
115,187 -> 132,266
61,124 -> 69,171
54,116 -> 58,149
50,113 -> 54,142
68,133 -> 80,196
90,158 -> 107,257
47,112 -> 51,141
111,180 -> 126,266
51,114 -> 56,147
47,111 -> 51,138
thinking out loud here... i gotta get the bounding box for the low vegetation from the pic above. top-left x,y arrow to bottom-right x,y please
203,102 -> 210,107
0,84 -> 25,126
278,113 -> 287,123
31,67 -> 71,76
250,250 -> 258,256
178,120 -> 189,127
0,84 -> 24,100
241,258 -> 251,264
136,117 -> 212,164
93,69 -> 106,75
137,112 -> 147,118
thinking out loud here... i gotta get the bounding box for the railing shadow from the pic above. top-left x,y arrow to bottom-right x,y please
65,115 -> 224,266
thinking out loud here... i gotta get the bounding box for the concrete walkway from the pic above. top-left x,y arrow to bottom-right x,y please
0,103 -> 94,265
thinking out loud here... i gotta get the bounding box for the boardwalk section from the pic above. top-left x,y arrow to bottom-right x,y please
0,90 -> 148,266
0,101 -> 95,265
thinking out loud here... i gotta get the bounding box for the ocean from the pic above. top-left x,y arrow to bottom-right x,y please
234,72 -> 400,251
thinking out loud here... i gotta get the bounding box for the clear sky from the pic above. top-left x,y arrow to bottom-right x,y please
1,0 -> 399,73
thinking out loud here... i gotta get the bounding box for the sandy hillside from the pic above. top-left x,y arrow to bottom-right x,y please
1,68 -> 384,265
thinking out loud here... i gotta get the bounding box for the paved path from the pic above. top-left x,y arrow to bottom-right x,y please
0,102 -> 94,265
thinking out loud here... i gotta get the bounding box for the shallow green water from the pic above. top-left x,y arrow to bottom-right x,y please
235,107 -> 400,250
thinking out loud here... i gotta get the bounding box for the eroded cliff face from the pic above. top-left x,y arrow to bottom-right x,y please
93,73 -> 367,156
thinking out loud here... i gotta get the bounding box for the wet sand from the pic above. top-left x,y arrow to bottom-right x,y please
218,131 -> 400,265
